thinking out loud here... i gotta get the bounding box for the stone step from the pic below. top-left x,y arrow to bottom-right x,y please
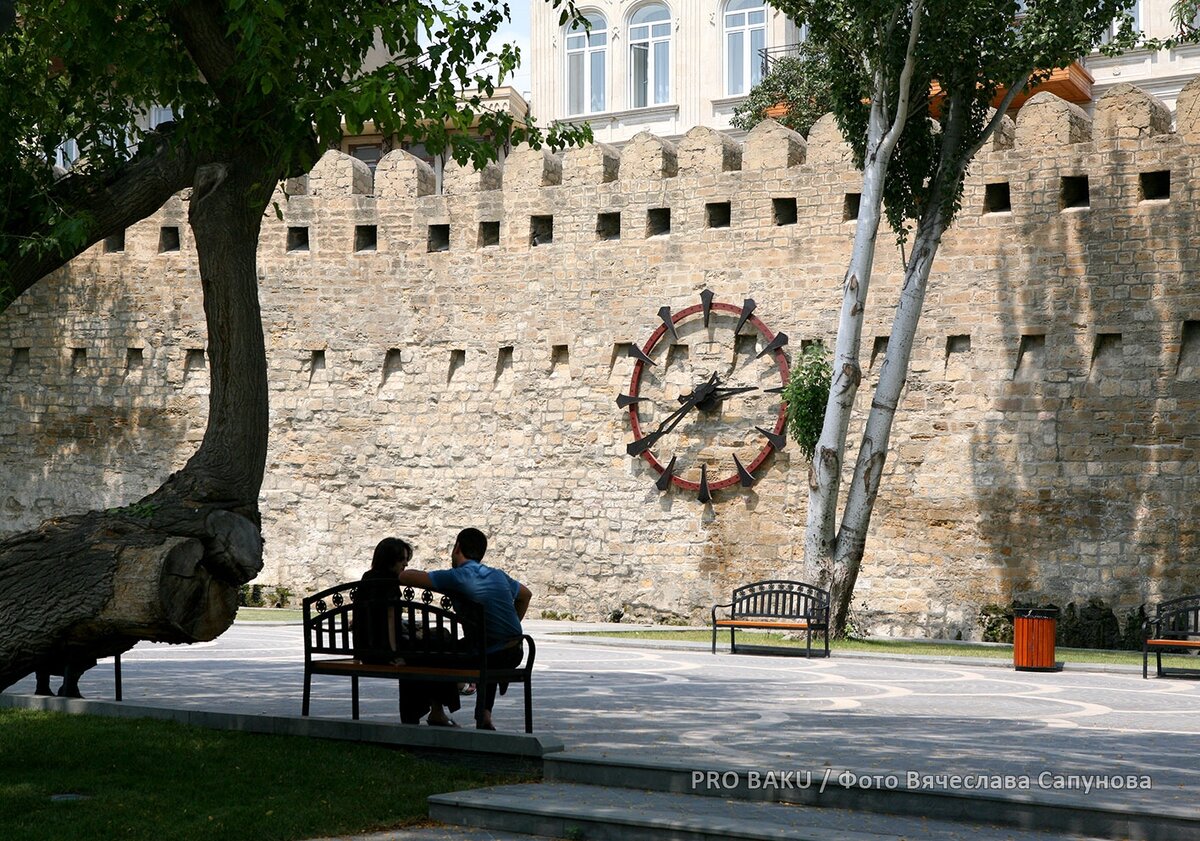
428,781 -> 1108,841
542,753 -> 1195,841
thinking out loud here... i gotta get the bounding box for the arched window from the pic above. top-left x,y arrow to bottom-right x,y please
566,13 -> 607,115
629,4 -> 672,108
724,0 -> 767,96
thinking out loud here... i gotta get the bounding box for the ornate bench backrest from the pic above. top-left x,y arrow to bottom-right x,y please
1155,595 -> 1200,638
303,582 -> 486,660
730,580 -> 829,620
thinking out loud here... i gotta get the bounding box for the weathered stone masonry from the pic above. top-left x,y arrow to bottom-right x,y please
3,81 -> 1200,637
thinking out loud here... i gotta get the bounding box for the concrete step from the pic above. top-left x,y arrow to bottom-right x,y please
542,753 -> 1195,841
428,781 -> 1108,841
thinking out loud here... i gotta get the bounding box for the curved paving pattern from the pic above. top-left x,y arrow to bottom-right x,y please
8,621 -> 1200,815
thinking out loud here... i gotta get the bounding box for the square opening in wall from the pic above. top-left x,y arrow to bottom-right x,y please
104,231 -> 125,253
843,193 -> 861,222
1140,170 -> 1170,202
71,348 -> 87,372
495,345 -> 514,382
1176,321 -> 1200,376
287,226 -> 310,252
773,197 -> 797,226
10,347 -> 30,374
530,215 -> 554,246
478,221 -> 500,248
448,348 -> 466,383
307,350 -> 327,385
1014,334 -> 1045,381
596,212 -> 621,241
125,347 -> 144,373
647,207 -> 671,237
983,183 -> 1012,214
380,348 -> 403,389
945,334 -> 971,358
159,226 -> 181,252
706,202 -> 731,229
871,336 -> 889,371
355,224 -> 378,252
427,224 -> 450,253
1061,175 -> 1089,209
1090,332 -> 1122,373
550,344 -> 570,378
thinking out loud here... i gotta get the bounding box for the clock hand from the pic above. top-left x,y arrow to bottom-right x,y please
628,379 -> 712,456
709,385 -> 760,401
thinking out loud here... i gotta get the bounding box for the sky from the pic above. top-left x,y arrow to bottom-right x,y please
488,0 -> 534,97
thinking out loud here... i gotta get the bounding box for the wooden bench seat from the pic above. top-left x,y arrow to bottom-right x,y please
711,580 -> 830,657
302,583 -> 536,731
1143,595 -> 1200,679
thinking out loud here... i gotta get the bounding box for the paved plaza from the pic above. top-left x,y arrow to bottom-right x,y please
8,619 -> 1199,820
4,619 -> 1195,835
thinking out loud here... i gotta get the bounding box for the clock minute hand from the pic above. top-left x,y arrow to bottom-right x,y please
709,385 -> 760,402
627,388 -> 704,456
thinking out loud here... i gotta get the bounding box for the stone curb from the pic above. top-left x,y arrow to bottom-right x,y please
0,693 -> 564,757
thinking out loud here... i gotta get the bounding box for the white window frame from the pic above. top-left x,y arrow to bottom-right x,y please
628,3 -> 673,109
724,0 -> 769,97
1100,0 -> 1141,44
565,12 -> 608,116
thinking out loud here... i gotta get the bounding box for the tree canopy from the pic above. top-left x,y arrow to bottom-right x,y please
0,0 -> 587,310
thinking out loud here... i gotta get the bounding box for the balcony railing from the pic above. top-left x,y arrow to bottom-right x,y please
758,44 -> 804,77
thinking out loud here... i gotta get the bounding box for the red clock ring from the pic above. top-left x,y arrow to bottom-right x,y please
627,301 -> 790,492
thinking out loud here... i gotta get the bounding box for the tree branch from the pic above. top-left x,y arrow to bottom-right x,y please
3,137 -> 198,310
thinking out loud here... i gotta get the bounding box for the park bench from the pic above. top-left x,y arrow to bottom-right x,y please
711,580 -> 830,657
302,582 -> 536,731
1143,594 -> 1200,679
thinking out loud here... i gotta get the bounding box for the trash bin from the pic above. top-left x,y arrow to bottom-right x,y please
1013,607 -> 1063,672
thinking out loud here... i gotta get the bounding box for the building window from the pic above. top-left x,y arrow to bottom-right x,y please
1100,0 -> 1140,43
349,143 -> 383,171
566,12 -> 608,115
630,4 -> 671,108
725,0 -> 767,96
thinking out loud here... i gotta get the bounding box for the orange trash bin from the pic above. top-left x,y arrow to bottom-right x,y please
1013,607 -> 1063,672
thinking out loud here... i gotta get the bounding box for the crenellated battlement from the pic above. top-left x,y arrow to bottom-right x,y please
63,80 -> 1200,268
4,80 -> 1200,637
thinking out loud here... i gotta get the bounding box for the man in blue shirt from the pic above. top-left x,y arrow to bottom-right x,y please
398,528 -> 531,730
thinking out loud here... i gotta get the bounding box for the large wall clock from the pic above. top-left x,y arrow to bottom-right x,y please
618,291 -> 790,501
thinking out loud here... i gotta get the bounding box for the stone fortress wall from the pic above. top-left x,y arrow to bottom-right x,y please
3,81 -> 1200,637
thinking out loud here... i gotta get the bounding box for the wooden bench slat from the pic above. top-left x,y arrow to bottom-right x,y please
1145,639 -> 1200,648
714,620 -> 814,630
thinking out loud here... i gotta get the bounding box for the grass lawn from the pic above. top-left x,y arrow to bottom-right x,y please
569,629 -> 1200,669
0,708 -> 521,841
235,607 -> 302,622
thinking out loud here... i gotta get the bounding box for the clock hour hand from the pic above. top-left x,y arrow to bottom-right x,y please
628,376 -> 714,456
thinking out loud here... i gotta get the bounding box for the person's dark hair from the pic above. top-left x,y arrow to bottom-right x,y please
372,537 -> 412,572
455,527 -> 487,560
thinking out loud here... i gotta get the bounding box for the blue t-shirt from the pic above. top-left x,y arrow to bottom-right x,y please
429,560 -> 523,652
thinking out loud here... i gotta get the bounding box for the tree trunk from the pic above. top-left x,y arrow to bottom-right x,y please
804,5 -> 924,584
829,205 -> 946,631
827,90 -> 972,634
0,151 -> 278,691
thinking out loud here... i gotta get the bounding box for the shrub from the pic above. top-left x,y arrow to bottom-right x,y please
782,340 -> 831,461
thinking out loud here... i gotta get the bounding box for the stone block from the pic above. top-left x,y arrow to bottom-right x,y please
308,149 -> 373,197
1093,83 -> 1171,141
743,119 -> 806,170
1015,92 -> 1092,147
677,125 -> 742,174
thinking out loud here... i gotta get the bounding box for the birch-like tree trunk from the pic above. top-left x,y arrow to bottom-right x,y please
804,0 -> 924,583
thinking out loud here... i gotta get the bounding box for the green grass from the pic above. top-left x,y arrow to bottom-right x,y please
569,629 -> 1200,668
0,709 -> 521,841
235,607 -> 302,622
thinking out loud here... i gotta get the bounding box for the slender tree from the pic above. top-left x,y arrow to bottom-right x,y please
773,0 -> 1132,632
0,0 -> 586,690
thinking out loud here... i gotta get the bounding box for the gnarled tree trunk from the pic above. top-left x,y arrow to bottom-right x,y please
0,151 -> 280,691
